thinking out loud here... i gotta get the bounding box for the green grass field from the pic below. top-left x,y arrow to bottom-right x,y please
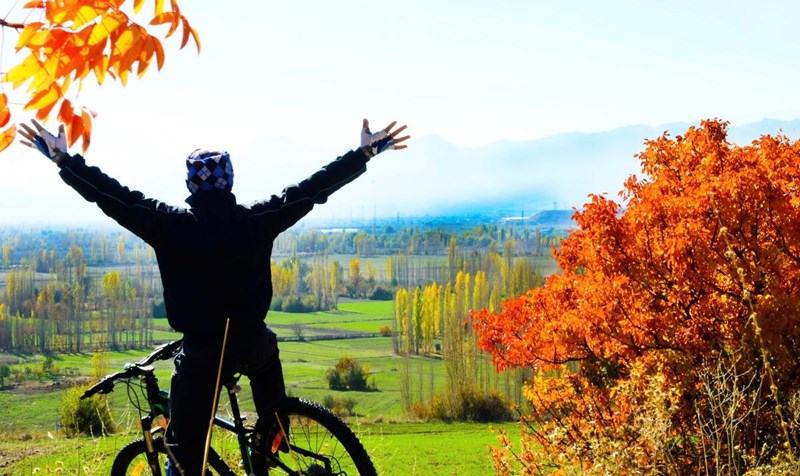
0,300 -> 521,474
0,421 -> 518,475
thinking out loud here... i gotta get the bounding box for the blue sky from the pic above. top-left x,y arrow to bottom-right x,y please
2,1 -> 800,224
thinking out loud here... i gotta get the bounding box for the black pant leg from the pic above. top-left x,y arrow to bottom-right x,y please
165,336 -> 224,476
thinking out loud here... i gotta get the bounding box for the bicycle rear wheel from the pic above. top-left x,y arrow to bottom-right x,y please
265,397 -> 376,476
111,436 -> 169,476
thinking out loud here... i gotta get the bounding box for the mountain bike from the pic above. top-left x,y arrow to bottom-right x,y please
81,339 -> 377,475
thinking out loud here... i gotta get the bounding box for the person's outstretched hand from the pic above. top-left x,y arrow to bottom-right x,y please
360,119 -> 410,158
18,119 -> 69,164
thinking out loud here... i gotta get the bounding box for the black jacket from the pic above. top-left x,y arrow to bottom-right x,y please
58,149 -> 371,336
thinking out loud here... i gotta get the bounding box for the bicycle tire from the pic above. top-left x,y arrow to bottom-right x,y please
266,397 -> 377,476
111,436 -> 169,476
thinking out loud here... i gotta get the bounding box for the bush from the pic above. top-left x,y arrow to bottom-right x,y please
458,386 -> 513,422
0,364 -> 10,387
369,286 -> 393,301
342,397 -> 358,416
276,294 -> 322,313
410,402 -> 431,421
60,384 -> 115,437
412,386 -> 513,423
325,356 -> 375,391
322,394 -> 336,410
325,368 -> 347,390
281,295 -> 311,313
378,325 -> 392,337
321,394 -> 358,417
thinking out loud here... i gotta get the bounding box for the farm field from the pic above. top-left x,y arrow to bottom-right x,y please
0,421 -> 517,475
0,300 -> 521,474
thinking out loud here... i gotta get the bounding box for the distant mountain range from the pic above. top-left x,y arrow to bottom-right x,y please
320,118 -> 800,221
5,118 -> 800,226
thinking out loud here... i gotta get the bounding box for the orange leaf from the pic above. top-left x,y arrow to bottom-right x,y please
5,54 -> 43,85
73,5 -> 103,29
149,12 -> 175,26
155,0 -> 164,16
15,22 -> 43,51
93,55 -> 110,85
0,125 -> 16,153
69,113 -> 84,146
153,37 -> 165,69
24,85 -> 59,111
34,98 -> 58,121
166,16 -> 180,38
89,13 -> 127,46
113,28 -> 144,75
133,0 -> 145,14
190,26 -> 201,53
50,4 -> 79,24
0,95 -> 10,128
118,69 -> 129,86
180,17 -> 190,49
23,0 -> 44,8
80,110 -> 93,153
58,99 -> 74,125
24,29 -> 51,48
137,36 -> 156,77
114,27 -> 141,57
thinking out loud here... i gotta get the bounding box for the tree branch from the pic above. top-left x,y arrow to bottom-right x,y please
0,19 -> 25,30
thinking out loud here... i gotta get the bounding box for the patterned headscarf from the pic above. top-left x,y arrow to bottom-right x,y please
185,149 -> 234,194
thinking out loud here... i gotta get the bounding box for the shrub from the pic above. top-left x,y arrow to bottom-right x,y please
281,295 -> 309,313
428,393 -> 452,421
325,368 -> 347,390
369,286 -> 393,301
321,394 -> 357,417
60,384 -> 114,437
0,364 -> 10,387
473,120 -> 800,473
412,386 -> 513,423
410,402 -> 430,421
378,325 -> 392,337
458,387 -> 512,422
342,397 -> 358,416
325,356 -> 375,391
322,394 -> 336,410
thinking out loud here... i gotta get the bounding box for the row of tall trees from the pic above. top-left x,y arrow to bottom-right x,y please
0,228 -> 155,270
0,244 -> 160,353
392,238 -> 545,413
274,225 -> 564,257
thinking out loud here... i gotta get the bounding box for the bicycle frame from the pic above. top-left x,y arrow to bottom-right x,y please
84,340 -> 363,475
129,366 -> 327,475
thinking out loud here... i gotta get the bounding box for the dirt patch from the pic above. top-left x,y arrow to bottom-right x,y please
0,444 -> 47,475
2,377 -> 90,395
0,354 -> 19,365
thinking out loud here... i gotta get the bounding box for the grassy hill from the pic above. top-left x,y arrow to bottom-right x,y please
0,300 -> 522,474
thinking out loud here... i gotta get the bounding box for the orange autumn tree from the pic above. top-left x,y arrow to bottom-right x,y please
0,0 -> 200,152
473,120 -> 800,474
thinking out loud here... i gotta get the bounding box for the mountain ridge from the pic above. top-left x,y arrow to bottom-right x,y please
350,118 -> 800,218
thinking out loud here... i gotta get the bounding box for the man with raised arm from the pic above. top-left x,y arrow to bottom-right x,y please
20,119 -> 410,475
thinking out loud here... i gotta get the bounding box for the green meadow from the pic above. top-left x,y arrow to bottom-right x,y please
0,300 -> 520,475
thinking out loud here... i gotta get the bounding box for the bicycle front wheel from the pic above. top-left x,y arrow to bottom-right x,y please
267,397 -> 376,476
111,436 -> 169,476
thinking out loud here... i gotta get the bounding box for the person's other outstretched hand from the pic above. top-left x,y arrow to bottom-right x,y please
18,119 -> 69,164
360,119 -> 410,158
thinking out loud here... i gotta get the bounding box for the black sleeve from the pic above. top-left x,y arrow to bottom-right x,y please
58,154 -> 178,244
248,148 -> 371,236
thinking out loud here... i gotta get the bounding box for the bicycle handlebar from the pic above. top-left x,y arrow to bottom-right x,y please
80,340 -> 183,400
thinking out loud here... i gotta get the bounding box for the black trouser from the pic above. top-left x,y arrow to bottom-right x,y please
164,325 -> 286,476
